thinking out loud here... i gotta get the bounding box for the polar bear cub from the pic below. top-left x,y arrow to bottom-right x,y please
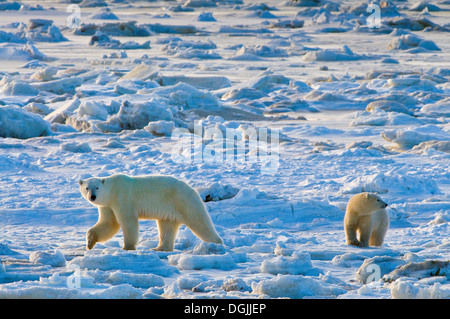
79,174 -> 223,251
344,192 -> 389,247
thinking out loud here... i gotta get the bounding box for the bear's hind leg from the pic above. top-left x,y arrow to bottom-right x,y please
186,217 -> 223,245
155,219 -> 181,251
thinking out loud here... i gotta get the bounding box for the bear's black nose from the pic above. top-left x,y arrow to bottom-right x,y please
91,195 -> 96,201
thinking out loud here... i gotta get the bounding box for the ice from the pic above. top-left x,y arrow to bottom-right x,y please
356,256 -> 407,284
350,110 -> 423,127
388,34 -> 441,52
196,12 -> 216,22
0,105 -> 51,139
0,2 -> 21,11
251,274 -> 347,299
341,171 -> 440,196
0,0 -> 449,300
384,260 -> 450,282
29,250 -> 66,267
168,253 -> 236,270
197,182 -> 240,202
0,42 -> 53,61
302,45 -> 364,61
106,270 -> 164,289
144,120 -> 175,136
409,1 -> 442,12
366,100 -> 414,116
390,279 -> 450,299
18,19 -> 67,43
381,125 -> 450,149
74,21 -> 151,37
261,252 -> 321,276
88,8 -> 119,20
89,31 -> 150,50
68,248 -> 179,277
421,99 -> 450,117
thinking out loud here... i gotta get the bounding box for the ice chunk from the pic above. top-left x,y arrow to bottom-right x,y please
74,21 -> 151,36
60,142 -> 92,153
303,46 -> 364,61
97,99 -> 173,133
144,120 -> 175,136
88,8 -> 119,20
409,1 -> 441,12
390,279 -> 450,299
68,248 -> 178,277
20,19 -> 68,42
0,2 -> 21,11
80,0 -> 108,7
89,31 -> 150,50
197,182 -> 239,202
106,270 -> 164,289
350,110 -> 422,126
29,250 -> 66,267
168,252 -> 236,270
356,256 -> 407,284
0,76 -> 39,95
44,97 -> 81,124
261,252 -> 320,276
412,141 -> 450,154
150,82 -> 220,110
342,171 -> 440,196
381,125 -> 450,149
159,75 -> 231,91
118,64 -> 158,82
421,99 -> 450,117
384,260 -> 450,282
230,45 -> 288,60
0,105 -> 51,139
31,76 -> 83,94
388,34 -> 440,51
196,12 -> 216,21
366,100 -> 413,115
251,274 -> 346,298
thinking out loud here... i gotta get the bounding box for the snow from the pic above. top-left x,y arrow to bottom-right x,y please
0,0 -> 449,300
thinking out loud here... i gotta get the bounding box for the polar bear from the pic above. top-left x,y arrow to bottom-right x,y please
79,174 -> 223,251
344,192 -> 389,247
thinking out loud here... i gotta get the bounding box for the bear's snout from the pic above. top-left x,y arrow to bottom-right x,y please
90,194 -> 96,201
383,203 -> 388,208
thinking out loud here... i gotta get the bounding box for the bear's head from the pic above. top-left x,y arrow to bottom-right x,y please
79,177 -> 110,206
363,192 -> 388,211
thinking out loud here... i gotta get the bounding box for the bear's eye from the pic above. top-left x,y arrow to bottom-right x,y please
86,187 -> 89,191
96,187 -> 98,190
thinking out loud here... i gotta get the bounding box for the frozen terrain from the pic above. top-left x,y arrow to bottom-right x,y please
0,0 -> 449,299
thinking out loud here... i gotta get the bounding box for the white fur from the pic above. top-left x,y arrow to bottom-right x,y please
79,174 -> 223,251
344,192 -> 389,247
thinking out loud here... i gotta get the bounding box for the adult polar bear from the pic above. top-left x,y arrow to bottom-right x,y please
79,174 -> 223,251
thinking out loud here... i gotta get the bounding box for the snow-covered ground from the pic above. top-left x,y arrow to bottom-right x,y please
0,0 -> 449,299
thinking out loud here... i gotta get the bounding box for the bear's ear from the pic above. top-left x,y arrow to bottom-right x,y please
365,193 -> 370,199
79,180 -> 84,186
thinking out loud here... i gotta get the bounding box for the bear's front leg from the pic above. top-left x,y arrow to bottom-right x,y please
345,223 -> 359,246
116,214 -> 139,250
86,229 -> 97,250
86,207 -> 120,250
358,215 -> 373,248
